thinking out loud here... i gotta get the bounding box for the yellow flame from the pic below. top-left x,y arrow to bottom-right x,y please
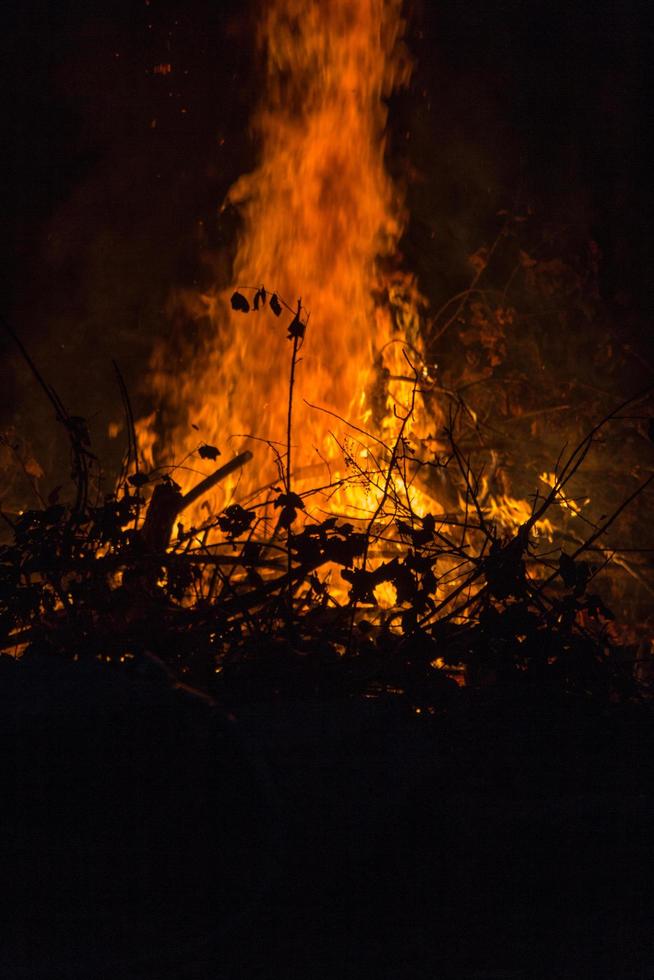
483,493 -> 555,540
374,580 -> 398,609
539,471 -> 589,517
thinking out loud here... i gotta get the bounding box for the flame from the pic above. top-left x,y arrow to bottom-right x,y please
538,471 -> 590,518
374,580 -> 398,609
140,0 -> 423,521
136,0 -> 559,609
483,493 -> 555,540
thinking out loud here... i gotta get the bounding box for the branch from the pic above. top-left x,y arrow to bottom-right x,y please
179,451 -> 254,514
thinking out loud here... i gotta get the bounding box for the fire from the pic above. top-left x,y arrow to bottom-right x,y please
538,471 -> 590,518
139,0 -> 425,523
134,0 -> 593,615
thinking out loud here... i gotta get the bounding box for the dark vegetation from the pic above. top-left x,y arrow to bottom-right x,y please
1,320 -> 649,706
3,219 -> 653,705
3,231 -> 654,977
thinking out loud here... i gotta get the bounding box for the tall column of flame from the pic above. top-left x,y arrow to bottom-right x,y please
141,0 -> 415,512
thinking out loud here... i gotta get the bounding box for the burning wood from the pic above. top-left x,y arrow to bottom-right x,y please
141,451 -> 253,552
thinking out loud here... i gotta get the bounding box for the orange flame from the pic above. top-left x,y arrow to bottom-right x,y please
140,0 -> 424,518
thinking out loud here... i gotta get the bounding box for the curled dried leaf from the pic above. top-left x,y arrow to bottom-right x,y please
270,293 -> 282,317
231,291 -> 250,313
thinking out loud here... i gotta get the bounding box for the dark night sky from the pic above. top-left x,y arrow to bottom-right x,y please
3,0 -> 653,474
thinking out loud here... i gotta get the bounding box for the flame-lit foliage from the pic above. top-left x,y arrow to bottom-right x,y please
1,304 -> 647,708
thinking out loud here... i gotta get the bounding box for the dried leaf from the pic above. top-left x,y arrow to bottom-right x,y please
274,492 -> 304,511
217,503 -> 255,539
231,291 -> 250,313
274,491 -> 304,528
287,315 -> 306,341
270,293 -> 282,317
198,443 -> 221,461
128,472 -> 150,487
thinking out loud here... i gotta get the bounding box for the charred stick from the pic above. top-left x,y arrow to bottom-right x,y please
141,482 -> 185,553
139,452 -> 254,566
179,451 -> 253,515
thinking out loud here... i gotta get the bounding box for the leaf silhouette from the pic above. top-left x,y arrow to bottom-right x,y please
340,567 -> 378,604
128,472 -> 150,487
274,492 -> 304,511
231,291 -> 250,313
287,314 -> 306,341
217,504 -> 255,540
274,491 -> 304,528
270,293 -> 282,317
198,443 -> 221,461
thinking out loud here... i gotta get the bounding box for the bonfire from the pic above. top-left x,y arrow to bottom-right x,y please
3,2 -> 654,978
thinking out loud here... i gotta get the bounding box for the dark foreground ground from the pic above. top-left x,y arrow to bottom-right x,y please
4,653 -> 654,980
